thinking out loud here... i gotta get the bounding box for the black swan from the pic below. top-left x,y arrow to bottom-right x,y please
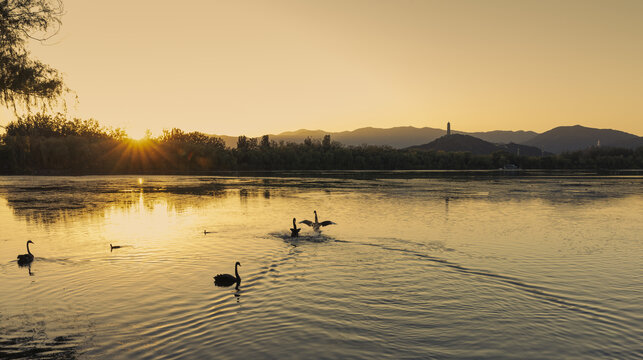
290,218 -> 301,237
214,261 -> 241,289
300,210 -> 336,231
17,240 -> 34,265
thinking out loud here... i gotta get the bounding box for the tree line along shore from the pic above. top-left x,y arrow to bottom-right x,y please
1,114 -> 642,174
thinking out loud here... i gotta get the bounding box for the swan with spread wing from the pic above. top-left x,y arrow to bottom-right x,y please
300,210 -> 336,232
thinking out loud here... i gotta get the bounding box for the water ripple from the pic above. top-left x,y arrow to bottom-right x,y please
343,238 -> 640,343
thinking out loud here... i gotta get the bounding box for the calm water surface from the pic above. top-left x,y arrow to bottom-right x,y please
0,174 -> 641,359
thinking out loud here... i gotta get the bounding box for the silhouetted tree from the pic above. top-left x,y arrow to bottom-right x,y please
322,134 -> 331,150
0,0 -> 66,110
260,135 -> 270,149
236,135 -> 248,150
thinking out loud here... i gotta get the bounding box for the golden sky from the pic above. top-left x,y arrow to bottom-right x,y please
3,0 -> 643,138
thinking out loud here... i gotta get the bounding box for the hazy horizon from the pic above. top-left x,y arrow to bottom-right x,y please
3,116 -> 642,139
205,123 -> 641,138
1,0 -> 643,139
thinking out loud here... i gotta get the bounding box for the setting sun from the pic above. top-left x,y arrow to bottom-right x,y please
129,128 -> 151,141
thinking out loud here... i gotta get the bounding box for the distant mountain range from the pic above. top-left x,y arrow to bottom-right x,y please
212,127 -> 539,149
407,134 -> 545,156
213,126 -> 446,149
456,130 -> 539,145
211,125 -> 642,154
522,125 -> 643,153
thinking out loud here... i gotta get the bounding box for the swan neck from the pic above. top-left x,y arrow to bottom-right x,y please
26,242 -> 32,255
235,263 -> 240,280
314,212 -> 318,223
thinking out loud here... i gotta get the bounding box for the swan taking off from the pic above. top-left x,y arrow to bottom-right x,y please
17,240 -> 35,265
214,261 -> 241,289
290,218 -> 301,237
300,210 -> 336,232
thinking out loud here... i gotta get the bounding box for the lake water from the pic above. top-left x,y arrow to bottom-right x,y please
0,174 -> 641,359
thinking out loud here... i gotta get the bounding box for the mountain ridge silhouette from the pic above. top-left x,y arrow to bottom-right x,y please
210,125 -> 641,153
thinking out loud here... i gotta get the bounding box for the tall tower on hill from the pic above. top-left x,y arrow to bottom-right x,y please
447,122 -> 451,136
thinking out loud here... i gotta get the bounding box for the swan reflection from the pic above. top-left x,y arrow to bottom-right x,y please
17,262 -> 34,276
